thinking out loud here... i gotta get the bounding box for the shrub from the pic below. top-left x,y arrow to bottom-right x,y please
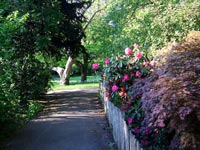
101,44 -> 153,107
0,5 -> 50,142
98,32 -> 200,150
98,44 -> 157,149
131,31 -> 200,149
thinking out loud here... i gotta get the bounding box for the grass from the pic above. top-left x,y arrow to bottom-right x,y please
50,75 -> 100,90
51,82 -> 99,90
52,75 -> 100,83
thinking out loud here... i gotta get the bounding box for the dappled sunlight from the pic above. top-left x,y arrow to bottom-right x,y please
45,89 -> 102,115
32,115 -> 105,123
10,88 -> 115,150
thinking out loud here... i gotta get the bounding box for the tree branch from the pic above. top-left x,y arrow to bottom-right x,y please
50,67 -> 64,78
83,7 -> 105,31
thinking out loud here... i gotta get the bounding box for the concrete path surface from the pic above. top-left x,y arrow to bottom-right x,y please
9,88 -> 116,150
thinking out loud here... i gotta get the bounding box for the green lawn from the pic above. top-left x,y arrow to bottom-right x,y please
52,75 -> 100,83
51,82 -> 99,90
50,75 -> 100,90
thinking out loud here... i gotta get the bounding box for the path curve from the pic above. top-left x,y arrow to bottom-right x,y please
10,88 -> 116,150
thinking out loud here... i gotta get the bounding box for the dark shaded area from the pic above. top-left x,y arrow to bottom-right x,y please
41,88 -> 104,115
8,88 -> 117,150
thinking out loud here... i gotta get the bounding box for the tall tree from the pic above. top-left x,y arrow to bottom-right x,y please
0,0 -> 91,102
51,0 -> 91,85
84,0 -> 200,63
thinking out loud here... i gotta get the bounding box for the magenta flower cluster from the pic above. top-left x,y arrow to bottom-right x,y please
111,85 -> 118,92
93,43 -> 158,149
92,63 -> 99,70
104,58 -> 110,64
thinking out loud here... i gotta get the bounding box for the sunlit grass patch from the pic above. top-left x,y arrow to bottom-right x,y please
51,82 -> 99,90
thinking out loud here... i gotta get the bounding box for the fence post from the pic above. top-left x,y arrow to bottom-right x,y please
100,82 -> 142,150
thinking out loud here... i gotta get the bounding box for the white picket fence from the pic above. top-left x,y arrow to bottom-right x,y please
99,82 -> 142,150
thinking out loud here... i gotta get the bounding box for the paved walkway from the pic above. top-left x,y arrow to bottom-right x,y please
9,88 -> 116,150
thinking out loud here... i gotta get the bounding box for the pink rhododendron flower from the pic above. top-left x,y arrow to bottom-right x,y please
104,58 -> 110,64
143,61 -> 149,66
119,92 -> 124,97
123,74 -> 129,81
125,47 -> 132,56
150,61 -> 156,67
92,63 -> 99,70
128,117 -> 133,124
134,43 -> 140,49
136,71 -> 141,77
111,85 -> 119,92
135,51 -> 142,59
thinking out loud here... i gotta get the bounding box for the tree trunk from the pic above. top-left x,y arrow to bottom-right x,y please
61,56 -> 74,85
80,64 -> 87,82
81,53 -> 89,82
76,62 -> 85,82
74,53 -> 89,82
81,70 -> 87,82
51,67 -> 64,79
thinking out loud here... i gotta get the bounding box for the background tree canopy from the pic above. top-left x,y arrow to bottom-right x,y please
0,0 -> 90,140
84,0 -> 200,63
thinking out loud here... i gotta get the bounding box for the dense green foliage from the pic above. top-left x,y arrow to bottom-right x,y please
93,1 -> 200,149
85,0 -> 200,62
100,45 -> 158,149
0,4 -> 45,138
0,0 -> 90,142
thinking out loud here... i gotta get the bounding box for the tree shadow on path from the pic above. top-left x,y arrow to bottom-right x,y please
9,88 -> 117,150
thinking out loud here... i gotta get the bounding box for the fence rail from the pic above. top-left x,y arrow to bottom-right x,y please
100,82 -> 142,150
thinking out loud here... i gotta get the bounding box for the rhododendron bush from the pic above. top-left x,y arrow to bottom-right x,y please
102,44 -> 154,107
95,32 -> 200,150
95,44 -> 161,149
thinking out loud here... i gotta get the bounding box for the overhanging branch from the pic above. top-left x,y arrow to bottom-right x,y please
83,7 -> 106,31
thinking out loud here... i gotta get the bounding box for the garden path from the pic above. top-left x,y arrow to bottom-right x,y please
9,88 -> 116,150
